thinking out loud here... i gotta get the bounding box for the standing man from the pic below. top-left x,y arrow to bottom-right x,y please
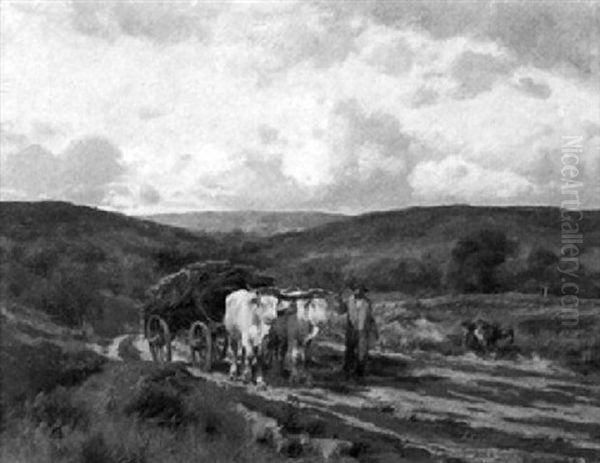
343,284 -> 378,378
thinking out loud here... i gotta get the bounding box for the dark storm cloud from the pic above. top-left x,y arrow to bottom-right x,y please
2,136 -> 125,205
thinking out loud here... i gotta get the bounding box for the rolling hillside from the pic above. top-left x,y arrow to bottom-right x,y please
253,206 -> 600,295
2,202 -> 599,335
140,210 -> 347,236
0,201 -> 228,335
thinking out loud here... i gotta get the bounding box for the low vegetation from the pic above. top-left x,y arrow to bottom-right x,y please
256,206 -> 600,297
2,202 -> 599,338
0,202 -> 228,336
0,362 -> 305,463
370,293 -> 600,374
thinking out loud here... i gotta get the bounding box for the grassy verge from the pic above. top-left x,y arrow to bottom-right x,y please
1,362 -> 287,463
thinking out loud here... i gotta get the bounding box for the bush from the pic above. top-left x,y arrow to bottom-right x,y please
448,229 -> 516,293
184,388 -> 245,441
80,433 -> 112,463
124,365 -> 246,442
124,365 -> 195,428
125,382 -> 186,428
0,341 -> 105,412
29,387 -> 89,434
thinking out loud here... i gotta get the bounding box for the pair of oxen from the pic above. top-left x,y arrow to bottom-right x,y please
224,287 -> 378,387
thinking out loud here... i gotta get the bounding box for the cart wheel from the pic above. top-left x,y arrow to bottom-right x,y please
189,321 -> 212,371
147,315 -> 172,363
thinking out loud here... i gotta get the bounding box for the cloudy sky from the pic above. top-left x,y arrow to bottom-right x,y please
1,0 -> 599,214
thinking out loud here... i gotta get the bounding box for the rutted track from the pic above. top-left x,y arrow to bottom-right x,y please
105,334 -> 600,463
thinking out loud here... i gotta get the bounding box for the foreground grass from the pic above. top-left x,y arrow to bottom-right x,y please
1,362 -> 290,463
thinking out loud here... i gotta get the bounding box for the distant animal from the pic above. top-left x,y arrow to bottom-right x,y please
342,287 -> 378,378
266,289 -> 330,384
224,288 -> 280,386
461,321 -> 484,353
463,319 -> 514,353
475,320 -> 514,350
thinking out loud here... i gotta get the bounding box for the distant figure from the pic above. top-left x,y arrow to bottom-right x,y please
462,319 -> 514,354
342,286 -> 378,378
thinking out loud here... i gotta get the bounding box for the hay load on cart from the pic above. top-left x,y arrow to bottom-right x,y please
141,260 -> 275,370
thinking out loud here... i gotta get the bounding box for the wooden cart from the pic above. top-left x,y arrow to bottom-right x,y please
141,260 -> 274,371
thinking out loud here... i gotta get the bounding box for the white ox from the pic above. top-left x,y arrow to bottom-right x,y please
268,290 -> 330,383
224,289 -> 279,386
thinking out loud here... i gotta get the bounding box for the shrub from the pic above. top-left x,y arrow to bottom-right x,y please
1,340 -> 105,415
80,433 -> 112,463
29,387 -> 89,434
448,229 -> 516,293
124,365 -> 197,427
124,382 -> 186,428
184,388 -> 245,441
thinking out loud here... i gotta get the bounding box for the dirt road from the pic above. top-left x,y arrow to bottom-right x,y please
107,334 -> 600,463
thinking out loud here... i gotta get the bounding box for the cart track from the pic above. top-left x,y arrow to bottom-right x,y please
108,334 -> 600,462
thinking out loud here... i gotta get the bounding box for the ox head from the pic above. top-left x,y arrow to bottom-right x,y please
252,288 -> 280,325
302,289 -> 335,326
331,292 -> 349,315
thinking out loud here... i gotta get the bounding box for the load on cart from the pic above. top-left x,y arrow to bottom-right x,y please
141,260 -> 274,371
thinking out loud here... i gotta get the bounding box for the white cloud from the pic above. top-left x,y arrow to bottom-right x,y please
409,156 -> 535,202
1,1 -> 598,212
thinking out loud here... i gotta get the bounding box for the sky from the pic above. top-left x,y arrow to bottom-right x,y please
1,0 -> 599,214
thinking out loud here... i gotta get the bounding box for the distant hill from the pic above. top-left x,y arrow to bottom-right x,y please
252,206 -> 600,296
140,210 -> 347,236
